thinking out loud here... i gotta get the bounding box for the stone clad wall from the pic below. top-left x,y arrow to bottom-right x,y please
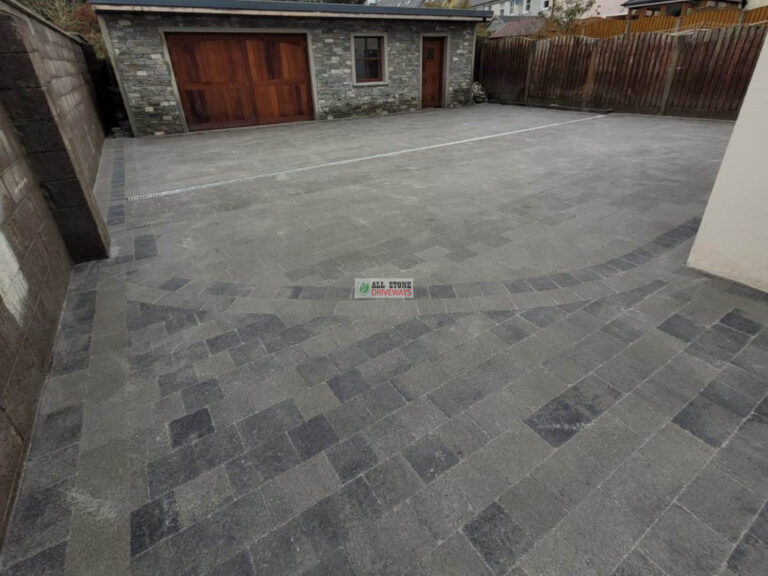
99,13 -> 477,136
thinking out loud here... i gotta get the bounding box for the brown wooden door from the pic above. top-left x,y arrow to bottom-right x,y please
421,37 -> 444,108
166,33 -> 313,131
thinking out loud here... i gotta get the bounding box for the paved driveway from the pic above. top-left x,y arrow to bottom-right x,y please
4,106 -> 768,576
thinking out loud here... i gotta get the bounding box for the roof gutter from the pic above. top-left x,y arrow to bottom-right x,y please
91,4 -> 490,21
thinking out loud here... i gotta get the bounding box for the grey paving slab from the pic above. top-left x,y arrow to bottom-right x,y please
639,504 -> 732,576
7,107 -> 767,576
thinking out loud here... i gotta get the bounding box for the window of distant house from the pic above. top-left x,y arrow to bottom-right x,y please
525,0 -> 531,12
354,36 -> 384,83
542,0 -> 550,7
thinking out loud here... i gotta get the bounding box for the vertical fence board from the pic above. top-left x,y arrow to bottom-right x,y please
477,25 -> 765,119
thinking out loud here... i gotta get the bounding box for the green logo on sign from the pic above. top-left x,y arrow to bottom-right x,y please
359,282 -> 370,295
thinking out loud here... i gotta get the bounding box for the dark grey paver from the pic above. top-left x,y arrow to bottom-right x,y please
658,313 -> 704,343
134,234 -> 158,260
672,394 -> 743,447
521,306 -> 567,328
601,318 -> 643,344
297,356 -> 339,386
327,370 -> 371,402
158,365 -> 198,397
237,316 -> 285,343
701,379 -> 756,417
549,272 -> 581,288
464,502 -> 529,575
428,284 -> 456,299
288,415 -> 339,460
358,330 -> 401,358
225,434 -> 301,496
528,276 -> 558,291
169,408 -> 215,448
361,382 -> 406,420
402,434 -> 459,483
29,405 -> 83,458
525,397 -> 593,447
492,317 -> 537,345
407,532 -> 493,576
130,492 -> 181,556
728,531 -> 768,576
559,374 -> 623,419
504,279 -> 534,294
429,375 -> 490,418
686,323 -> 751,367
205,330 -> 242,354
262,325 -> 311,353
326,435 -> 378,482
719,309 -> 762,336
203,552 -> 255,576
1,481 -> 72,567
159,277 -> 190,291
237,399 -> 303,449
1,542 -> 67,576
394,318 -> 432,340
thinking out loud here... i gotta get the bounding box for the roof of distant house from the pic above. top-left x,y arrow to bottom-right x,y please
376,0 -> 426,7
91,0 -> 491,20
489,16 -> 545,38
621,0 -> 738,7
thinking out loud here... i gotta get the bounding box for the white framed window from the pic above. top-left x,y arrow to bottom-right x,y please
525,0 -> 531,12
542,0 -> 550,8
351,34 -> 387,86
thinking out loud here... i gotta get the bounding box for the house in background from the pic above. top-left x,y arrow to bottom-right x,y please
471,0 -> 552,17
488,15 -> 545,36
93,0 -> 489,136
621,0 -> 742,17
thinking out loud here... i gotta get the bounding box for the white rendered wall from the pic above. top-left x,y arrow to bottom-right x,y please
688,39 -> 768,292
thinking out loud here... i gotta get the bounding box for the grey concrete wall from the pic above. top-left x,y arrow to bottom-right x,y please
0,0 -> 109,261
688,39 -> 768,291
0,0 -> 109,541
99,12 -> 477,136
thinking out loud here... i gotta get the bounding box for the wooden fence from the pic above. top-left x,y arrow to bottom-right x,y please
475,25 -> 766,119
577,7 -> 768,38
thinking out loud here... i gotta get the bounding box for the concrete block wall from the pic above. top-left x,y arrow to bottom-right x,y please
99,13 -> 477,136
0,0 -> 109,540
0,97 -> 71,542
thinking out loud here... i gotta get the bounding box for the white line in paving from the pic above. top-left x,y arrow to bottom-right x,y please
127,114 -> 607,202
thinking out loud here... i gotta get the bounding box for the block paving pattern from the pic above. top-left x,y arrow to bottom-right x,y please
2,107 -> 767,576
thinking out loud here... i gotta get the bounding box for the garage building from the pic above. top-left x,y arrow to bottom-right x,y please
93,0 -> 489,136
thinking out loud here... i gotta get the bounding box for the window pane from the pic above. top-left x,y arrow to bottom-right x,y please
355,60 -> 366,80
367,59 -> 380,81
366,37 -> 379,58
354,37 -> 366,60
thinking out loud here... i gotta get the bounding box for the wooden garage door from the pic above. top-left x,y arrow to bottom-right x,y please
166,33 -> 314,131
